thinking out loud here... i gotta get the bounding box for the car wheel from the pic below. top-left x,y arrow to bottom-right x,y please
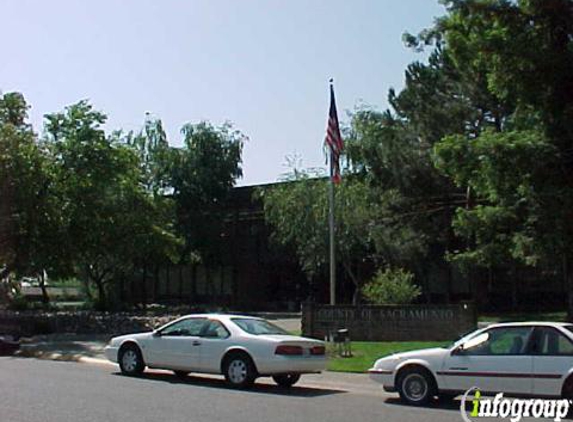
562,376 -> 573,399
397,367 -> 435,406
223,353 -> 256,388
272,373 -> 301,388
118,344 -> 145,376
173,371 -> 189,379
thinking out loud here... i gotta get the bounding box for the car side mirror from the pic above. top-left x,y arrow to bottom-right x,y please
152,330 -> 162,338
451,344 -> 464,356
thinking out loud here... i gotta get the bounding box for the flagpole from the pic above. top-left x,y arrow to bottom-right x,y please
329,147 -> 336,305
328,79 -> 336,306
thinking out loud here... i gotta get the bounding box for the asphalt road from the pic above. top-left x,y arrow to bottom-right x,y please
0,357 -> 491,422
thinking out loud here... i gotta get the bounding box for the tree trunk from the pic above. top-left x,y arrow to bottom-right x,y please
142,264 -> 147,311
38,271 -> 49,304
342,261 -> 361,305
511,264 -> 518,312
95,277 -> 106,306
567,263 -> 573,322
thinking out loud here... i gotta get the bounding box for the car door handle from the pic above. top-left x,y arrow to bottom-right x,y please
192,340 -> 201,346
449,367 -> 468,371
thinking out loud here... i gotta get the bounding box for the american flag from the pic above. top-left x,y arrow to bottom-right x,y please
325,82 -> 344,184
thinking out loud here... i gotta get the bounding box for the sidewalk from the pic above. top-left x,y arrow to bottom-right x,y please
17,334 -> 109,361
15,334 -> 383,396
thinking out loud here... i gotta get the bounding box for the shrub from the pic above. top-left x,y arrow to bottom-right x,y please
361,268 -> 421,305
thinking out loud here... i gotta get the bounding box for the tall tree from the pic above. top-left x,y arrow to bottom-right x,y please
0,92 -> 60,303
171,122 -> 244,294
430,0 -> 573,312
259,171 -> 375,304
45,101 -> 180,308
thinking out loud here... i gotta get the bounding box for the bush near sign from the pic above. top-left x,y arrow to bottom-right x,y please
302,303 -> 476,341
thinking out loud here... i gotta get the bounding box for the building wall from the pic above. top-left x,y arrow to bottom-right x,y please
122,184 -> 569,312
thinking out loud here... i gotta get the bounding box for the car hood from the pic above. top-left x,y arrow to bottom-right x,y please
110,332 -> 153,346
389,347 -> 449,360
372,347 -> 449,370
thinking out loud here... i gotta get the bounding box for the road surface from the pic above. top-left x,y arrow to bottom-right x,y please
0,357 -> 494,422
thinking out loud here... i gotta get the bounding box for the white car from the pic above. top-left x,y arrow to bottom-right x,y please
104,314 -> 326,388
369,322 -> 573,405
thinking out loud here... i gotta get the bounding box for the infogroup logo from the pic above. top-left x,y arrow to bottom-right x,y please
460,387 -> 571,422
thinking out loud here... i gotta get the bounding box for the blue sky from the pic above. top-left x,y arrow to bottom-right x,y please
2,0 -> 444,185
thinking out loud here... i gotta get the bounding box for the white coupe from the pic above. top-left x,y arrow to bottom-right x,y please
369,322 -> 573,405
104,314 -> 326,388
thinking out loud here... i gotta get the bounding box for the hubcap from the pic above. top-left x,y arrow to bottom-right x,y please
122,350 -> 138,372
228,359 -> 247,384
403,373 -> 428,401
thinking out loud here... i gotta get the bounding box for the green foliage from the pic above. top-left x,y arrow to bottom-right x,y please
0,91 -> 246,309
258,170 -> 375,302
43,101 -> 184,307
8,292 -> 29,311
0,92 -> 61,284
429,1 -> 573,283
171,122 -> 244,273
361,268 -> 421,305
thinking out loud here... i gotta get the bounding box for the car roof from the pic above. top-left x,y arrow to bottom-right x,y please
178,313 -> 263,321
485,321 -> 572,329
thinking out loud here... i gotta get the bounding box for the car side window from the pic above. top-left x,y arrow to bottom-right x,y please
462,327 -> 532,356
160,318 -> 207,337
201,320 -> 230,339
531,327 -> 573,356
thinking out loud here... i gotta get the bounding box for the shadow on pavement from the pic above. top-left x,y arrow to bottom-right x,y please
15,341 -> 104,361
112,371 -> 346,398
383,397 -> 468,413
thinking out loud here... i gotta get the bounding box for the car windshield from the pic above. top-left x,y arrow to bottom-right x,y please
231,318 -> 290,335
448,327 -> 486,349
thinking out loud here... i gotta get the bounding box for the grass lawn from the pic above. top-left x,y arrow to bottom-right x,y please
478,311 -> 567,323
326,341 -> 449,373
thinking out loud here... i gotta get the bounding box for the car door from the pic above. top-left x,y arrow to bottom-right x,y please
530,326 -> 573,397
196,319 -> 233,373
441,326 -> 534,395
146,317 -> 207,371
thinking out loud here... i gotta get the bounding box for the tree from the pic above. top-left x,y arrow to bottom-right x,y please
121,117 -> 182,306
171,122 -> 245,294
428,0 -> 573,313
0,92 -> 62,303
259,169 -> 376,304
45,101 -> 180,308
362,268 -> 421,305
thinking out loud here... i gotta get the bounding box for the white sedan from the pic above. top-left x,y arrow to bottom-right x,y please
104,314 -> 326,388
369,322 -> 573,405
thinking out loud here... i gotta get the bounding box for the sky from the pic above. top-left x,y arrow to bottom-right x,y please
1,0 -> 445,186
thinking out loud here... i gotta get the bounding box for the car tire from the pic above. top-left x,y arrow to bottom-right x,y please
118,344 -> 145,376
173,371 -> 189,379
397,367 -> 435,406
223,353 -> 256,388
272,373 -> 301,388
562,376 -> 573,399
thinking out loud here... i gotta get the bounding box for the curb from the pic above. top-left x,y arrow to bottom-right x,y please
15,349 -> 114,367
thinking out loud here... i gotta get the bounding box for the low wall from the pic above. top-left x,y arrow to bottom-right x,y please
0,311 -> 181,337
302,303 -> 477,341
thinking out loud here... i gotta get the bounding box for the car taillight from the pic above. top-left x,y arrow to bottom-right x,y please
275,345 -> 304,355
310,346 -> 325,356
